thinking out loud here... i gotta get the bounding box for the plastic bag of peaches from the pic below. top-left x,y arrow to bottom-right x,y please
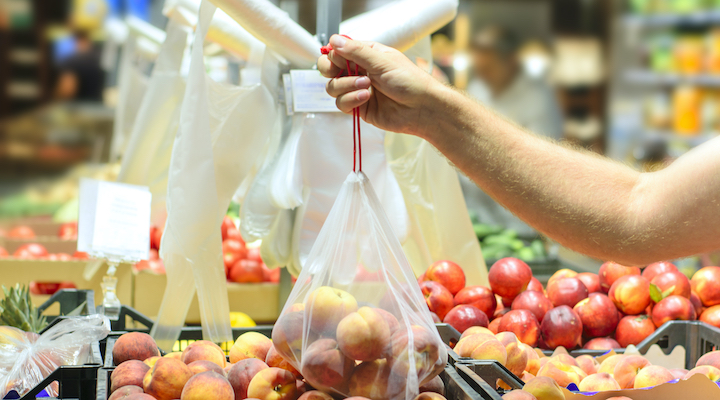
271,171 -> 448,400
0,314 -> 110,398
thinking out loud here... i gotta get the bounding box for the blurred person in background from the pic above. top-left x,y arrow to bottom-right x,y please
55,29 -> 105,102
461,25 -> 563,237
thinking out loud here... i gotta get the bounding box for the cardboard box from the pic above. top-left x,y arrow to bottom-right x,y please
0,259 -> 132,309
134,271 -> 281,324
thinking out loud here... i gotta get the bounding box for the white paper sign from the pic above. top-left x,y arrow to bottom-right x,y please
290,69 -> 341,113
77,179 -> 151,261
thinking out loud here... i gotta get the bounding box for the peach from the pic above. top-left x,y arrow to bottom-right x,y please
578,372 -> 620,391
537,360 -> 586,387
700,305 -> 720,328
599,262 -> 640,293
265,346 -> 300,376
633,365 -> 674,388
605,398 -> 633,400
495,332 -> 528,376
609,275 -> 651,315
228,358 -> 269,400
375,308 -> 401,334
426,260 -> 466,295
113,332 -> 160,365
247,367 -> 298,400
691,266 -> 720,306
181,340 -> 226,368
454,286 -> 497,319
598,354 -> 626,376
188,360 -> 224,375
642,261 -> 678,281
143,356 -> 161,368
389,325 -> 444,384
511,291 -> 553,324
349,359 -> 405,400
583,337 -> 621,351
615,315 -> 655,347
297,390 -> 334,400
696,350 -> 720,369
498,309 -> 541,347
522,376 -> 564,400
337,306 -> 391,361
684,365 -> 720,381
419,375 -> 445,395
305,286 -> 358,335
460,326 -> 494,340
143,358 -> 193,400
502,390 -> 537,400
125,394 -> 156,400
110,360 -> 150,393
651,271 -> 691,299
454,333 -> 507,365
651,295 -> 696,327
420,281 -> 455,321
488,258 -> 532,299
576,273 -> 601,293
573,293 -> 619,338
180,371 -> 234,400
413,393 -> 447,400
669,368 -> 689,380
575,355 -> 599,376
230,332 -> 273,363
613,355 -> 651,388
164,352 -> 182,360
108,385 -> 143,400
272,311 -> 305,361
301,338 -> 354,392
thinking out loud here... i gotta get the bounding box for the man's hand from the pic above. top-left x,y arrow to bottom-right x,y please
318,35 -> 440,136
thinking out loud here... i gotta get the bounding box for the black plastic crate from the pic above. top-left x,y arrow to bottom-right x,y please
453,364 -> 504,400
37,290 -> 95,323
456,360 -> 524,394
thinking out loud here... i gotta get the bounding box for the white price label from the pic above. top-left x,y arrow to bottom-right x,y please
290,69 -> 341,113
77,179 -> 151,261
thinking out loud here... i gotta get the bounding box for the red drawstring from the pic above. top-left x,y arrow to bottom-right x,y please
322,36 -> 362,173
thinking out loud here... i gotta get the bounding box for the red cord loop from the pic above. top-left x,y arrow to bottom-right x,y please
321,36 -> 362,172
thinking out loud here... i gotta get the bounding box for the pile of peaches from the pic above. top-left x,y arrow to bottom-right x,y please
419,258 -> 720,351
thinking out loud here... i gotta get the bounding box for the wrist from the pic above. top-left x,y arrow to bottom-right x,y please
412,82 -> 464,144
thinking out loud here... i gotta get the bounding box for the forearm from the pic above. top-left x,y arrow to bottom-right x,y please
420,84 -> 720,264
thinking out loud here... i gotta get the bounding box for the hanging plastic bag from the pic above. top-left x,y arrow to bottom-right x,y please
0,315 -> 110,398
151,0 -> 276,350
272,88 -> 446,399
116,20 -> 189,225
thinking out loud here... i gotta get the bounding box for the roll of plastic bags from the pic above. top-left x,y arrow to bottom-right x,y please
116,20 -> 188,225
340,0 -> 458,52
207,0 -> 320,68
152,0 -> 276,349
164,0 -> 262,60
272,172 -> 447,400
0,315 -> 110,398
386,133 -> 489,286
291,113 -> 409,273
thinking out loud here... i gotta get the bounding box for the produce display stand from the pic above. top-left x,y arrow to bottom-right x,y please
1,239 -> 77,255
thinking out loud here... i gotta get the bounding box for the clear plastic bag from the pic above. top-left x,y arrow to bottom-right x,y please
272,172 -> 447,400
0,315 -> 110,398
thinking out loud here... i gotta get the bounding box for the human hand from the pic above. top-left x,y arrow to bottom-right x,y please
318,35 -> 442,136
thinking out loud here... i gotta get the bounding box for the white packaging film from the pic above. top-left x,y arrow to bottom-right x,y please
151,0 -> 277,349
273,172 -> 447,400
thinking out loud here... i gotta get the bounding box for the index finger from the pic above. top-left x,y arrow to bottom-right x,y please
317,55 -> 342,79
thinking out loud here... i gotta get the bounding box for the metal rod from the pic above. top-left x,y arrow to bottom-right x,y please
316,0 -> 342,45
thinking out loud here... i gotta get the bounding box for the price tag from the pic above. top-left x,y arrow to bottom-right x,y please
290,69 -> 340,113
77,179 -> 151,261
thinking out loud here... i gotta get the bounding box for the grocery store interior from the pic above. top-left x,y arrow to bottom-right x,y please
3,0 -> 720,400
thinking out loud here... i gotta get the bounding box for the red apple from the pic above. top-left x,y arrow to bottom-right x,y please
13,243 -> 48,259
573,293 -> 619,338
651,295 -> 696,327
73,251 -> 89,259
700,305 -> 720,328
488,258 -> 532,299
547,269 -> 578,287
547,277 -> 588,308
221,216 -> 236,241
691,266 -> 720,307
454,286 -> 496,318
229,259 -> 264,283
540,306 -> 583,350
425,260 -> 466,295
498,309 -> 540,347
420,281 -> 454,321
615,315 -> 655,347
0,247 -> 7,257
691,291 -> 704,316
576,273 -> 601,293
599,262 -> 640,293
583,337 -> 621,350
651,271 -> 691,299
488,318 -> 502,334
57,222 -> 77,240
7,225 -> 35,239
527,277 -> 544,293
262,265 -> 281,283
247,247 -> 262,264
225,226 -> 245,245
609,275 -> 651,315
150,226 -> 163,251
642,261 -> 678,281
511,290 -> 553,323
223,239 -> 248,273
443,304 -> 489,333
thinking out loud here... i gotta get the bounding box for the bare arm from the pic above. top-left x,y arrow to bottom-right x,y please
319,35 -> 720,265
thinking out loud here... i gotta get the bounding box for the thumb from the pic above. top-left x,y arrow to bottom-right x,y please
329,35 -> 389,75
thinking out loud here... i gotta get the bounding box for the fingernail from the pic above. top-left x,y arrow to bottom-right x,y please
330,35 -> 346,49
355,76 -> 370,88
357,90 -> 370,101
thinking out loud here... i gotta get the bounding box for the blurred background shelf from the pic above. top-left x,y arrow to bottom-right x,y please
623,10 -> 720,28
625,70 -> 720,87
